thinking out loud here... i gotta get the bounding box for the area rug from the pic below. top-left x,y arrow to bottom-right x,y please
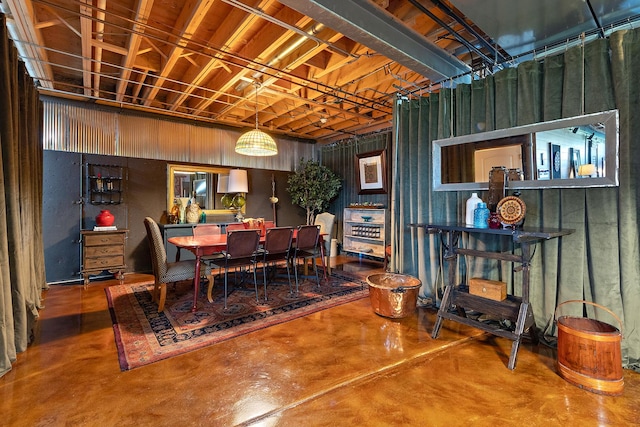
105,271 -> 369,371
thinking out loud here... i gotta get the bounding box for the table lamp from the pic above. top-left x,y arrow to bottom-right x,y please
227,169 -> 248,221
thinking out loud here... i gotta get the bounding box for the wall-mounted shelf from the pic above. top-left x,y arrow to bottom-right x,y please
343,208 -> 386,259
86,163 -> 124,205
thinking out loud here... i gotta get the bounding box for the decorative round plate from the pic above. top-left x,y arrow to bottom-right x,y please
497,196 -> 526,225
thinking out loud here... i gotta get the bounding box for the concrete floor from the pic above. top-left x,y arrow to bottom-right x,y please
1,256 -> 639,426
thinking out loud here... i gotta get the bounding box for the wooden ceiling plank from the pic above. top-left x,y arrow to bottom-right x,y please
3,0 -> 54,88
79,0 -> 93,96
91,39 -> 128,56
189,8 -> 312,115
91,0 -> 106,98
165,1 -> 277,110
142,0 -> 218,106
116,0 -> 155,102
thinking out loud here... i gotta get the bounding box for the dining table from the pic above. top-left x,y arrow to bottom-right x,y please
168,230 -> 327,312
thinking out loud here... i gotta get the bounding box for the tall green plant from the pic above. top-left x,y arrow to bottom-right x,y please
287,158 -> 342,225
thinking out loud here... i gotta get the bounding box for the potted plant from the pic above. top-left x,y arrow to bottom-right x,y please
287,158 -> 342,224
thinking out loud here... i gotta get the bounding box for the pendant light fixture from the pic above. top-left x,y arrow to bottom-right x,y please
235,82 -> 278,156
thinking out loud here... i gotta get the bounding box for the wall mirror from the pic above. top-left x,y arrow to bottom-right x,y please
167,164 -> 243,215
433,110 -> 619,191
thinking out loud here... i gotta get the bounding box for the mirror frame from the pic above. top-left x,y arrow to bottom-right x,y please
167,164 -> 244,216
433,109 -> 619,191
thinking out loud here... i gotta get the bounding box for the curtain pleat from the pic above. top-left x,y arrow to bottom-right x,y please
391,29 -> 640,369
0,16 -> 45,378
609,28 -> 640,369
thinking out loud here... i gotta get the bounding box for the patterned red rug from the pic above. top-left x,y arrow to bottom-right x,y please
105,271 -> 369,371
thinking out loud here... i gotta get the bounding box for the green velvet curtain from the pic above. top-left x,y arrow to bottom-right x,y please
0,16 -> 46,378
392,30 -> 640,369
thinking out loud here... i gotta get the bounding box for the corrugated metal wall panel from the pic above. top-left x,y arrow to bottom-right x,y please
118,114 -> 162,160
43,100 -> 118,154
42,98 -> 316,171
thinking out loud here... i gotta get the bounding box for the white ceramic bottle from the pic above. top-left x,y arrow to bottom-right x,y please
465,192 -> 482,225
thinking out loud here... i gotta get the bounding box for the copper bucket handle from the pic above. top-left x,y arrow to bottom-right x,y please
554,299 -> 623,335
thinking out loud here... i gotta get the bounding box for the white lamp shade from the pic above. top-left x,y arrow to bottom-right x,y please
216,174 -> 229,193
227,169 -> 248,193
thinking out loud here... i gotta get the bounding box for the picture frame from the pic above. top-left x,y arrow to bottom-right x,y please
356,149 -> 387,194
550,143 -> 561,179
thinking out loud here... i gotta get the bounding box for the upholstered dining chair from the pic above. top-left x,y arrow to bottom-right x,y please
314,212 -> 335,274
144,217 -> 211,312
260,227 -> 294,300
292,224 -> 321,292
211,229 -> 261,309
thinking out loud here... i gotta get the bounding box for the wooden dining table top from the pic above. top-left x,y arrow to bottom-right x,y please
168,233 -> 257,255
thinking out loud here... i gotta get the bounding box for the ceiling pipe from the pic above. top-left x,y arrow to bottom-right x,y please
407,0 -> 499,69
279,0 -> 470,82
429,0 -> 509,64
221,0 -> 358,60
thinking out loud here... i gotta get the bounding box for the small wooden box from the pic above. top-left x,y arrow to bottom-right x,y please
469,278 -> 507,301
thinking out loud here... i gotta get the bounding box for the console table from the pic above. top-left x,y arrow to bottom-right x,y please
409,223 -> 574,370
80,229 -> 128,288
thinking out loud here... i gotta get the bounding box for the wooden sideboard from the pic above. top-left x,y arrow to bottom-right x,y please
80,229 -> 128,288
409,223 -> 573,370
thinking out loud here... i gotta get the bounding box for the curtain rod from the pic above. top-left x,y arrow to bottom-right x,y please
406,14 -> 640,98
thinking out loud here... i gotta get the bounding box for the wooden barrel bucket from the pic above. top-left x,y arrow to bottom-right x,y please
555,300 -> 623,396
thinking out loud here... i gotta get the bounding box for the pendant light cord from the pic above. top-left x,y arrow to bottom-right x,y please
254,82 -> 260,130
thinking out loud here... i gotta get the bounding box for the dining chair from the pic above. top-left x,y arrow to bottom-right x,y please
192,224 -> 223,283
144,217 -> 211,312
260,227 -> 294,300
314,212 -> 335,274
292,224 -> 321,292
211,229 -> 261,309
225,223 -> 245,232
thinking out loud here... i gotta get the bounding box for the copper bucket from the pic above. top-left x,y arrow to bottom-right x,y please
555,300 -> 624,396
366,273 -> 421,318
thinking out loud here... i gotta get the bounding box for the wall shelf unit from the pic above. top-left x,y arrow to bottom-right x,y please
85,163 -> 124,205
343,208 -> 386,259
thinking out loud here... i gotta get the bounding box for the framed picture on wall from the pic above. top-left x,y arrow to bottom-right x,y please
550,143 -> 561,179
356,149 -> 387,194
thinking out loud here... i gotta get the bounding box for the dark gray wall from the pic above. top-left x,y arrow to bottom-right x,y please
43,151 -> 305,284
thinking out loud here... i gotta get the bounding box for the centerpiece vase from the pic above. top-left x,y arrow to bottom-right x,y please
96,210 -> 115,226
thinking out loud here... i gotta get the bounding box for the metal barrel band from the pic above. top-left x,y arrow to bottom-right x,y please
554,299 -> 623,335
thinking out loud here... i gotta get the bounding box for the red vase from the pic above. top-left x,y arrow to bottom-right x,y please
96,210 -> 115,226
